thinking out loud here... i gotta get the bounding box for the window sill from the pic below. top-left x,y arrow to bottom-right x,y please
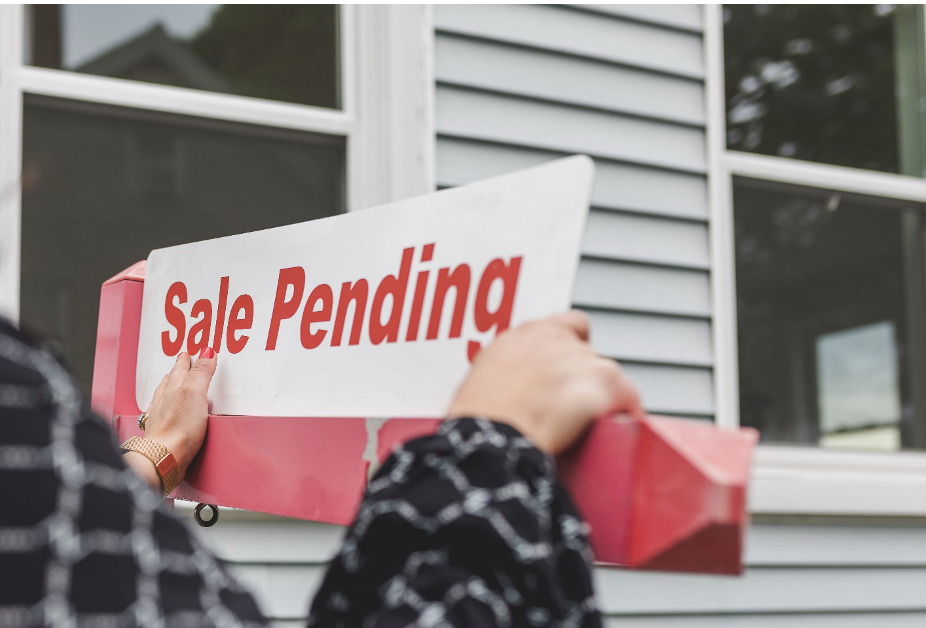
750,445 -> 926,517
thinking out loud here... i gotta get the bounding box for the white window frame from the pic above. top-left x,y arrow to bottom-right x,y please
704,4 -> 926,517
0,4 -> 435,323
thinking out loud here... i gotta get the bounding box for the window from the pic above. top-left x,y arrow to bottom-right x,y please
707,4 -> 926,515
0,5 -> 434,392
24,5 -> 340,109
714,3 -> 926,456
20,96 -> 344,390
724,4 -> 904,174
733,177 -> 924,451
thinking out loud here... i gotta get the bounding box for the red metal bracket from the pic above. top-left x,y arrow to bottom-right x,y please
92,263 -> 758,574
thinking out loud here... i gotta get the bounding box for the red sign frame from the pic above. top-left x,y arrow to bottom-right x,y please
92,261 -> 758,575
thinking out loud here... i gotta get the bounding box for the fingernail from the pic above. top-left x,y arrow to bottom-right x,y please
199,347 -> 215,359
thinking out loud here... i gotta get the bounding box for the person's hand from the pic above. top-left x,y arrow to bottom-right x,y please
447,311 -> 644,455
142,348 -> 217,480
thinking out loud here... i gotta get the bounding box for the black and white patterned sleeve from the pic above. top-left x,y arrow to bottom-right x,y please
308,417 -> 603,628
0,320 -> 267,627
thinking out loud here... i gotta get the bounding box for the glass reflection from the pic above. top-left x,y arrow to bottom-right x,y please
816,321 -> 901,450
724,4 -> 901,173
733,177 -> 924,450
26,4 -> 339,109
20,96 -> 345,393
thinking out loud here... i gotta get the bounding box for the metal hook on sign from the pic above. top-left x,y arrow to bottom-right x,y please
194,503 -> 219,527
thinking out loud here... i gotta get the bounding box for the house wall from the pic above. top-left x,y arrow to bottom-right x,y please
189,510 -> 926,627
187,5 -> 926,627
434,4 -> 714,420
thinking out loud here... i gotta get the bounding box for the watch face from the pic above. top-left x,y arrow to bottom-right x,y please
155,453 -> 177,476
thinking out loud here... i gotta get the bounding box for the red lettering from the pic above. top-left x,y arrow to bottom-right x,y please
227,294 -> 254,354
370,247 -> 413,344
467,257 -> 522,362
209,245 -> 520,359
475,257 -> 521,333
161,281 -> 187,356
332,280 -> 368,346
186,299 -> 213,355
467,340 -> 482,363
266,267 -> 306,350
212,276 -> 229,352
301,284 -> 333,349
407,244 -> 434,341
427,265 -> 471,340
406,275 -> 429,341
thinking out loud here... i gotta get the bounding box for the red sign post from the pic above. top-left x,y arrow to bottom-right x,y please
93,261 -> 758,575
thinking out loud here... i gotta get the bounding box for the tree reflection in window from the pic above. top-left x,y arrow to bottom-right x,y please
27,4 -> 339,109
724,4 -> 900,173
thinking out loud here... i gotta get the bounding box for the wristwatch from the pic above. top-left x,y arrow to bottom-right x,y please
121,436 -> 180,496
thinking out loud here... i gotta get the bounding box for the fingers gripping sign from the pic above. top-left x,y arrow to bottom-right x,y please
548,309 -> 591,342
448,310 -> 646,455
143,347 -> 218,481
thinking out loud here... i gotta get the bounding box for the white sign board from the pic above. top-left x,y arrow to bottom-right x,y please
136,156 -> 594,417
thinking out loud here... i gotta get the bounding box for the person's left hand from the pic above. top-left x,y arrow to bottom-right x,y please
142,348 -> 217,481
447,311 -> 644,455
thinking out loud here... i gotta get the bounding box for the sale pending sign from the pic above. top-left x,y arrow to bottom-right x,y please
136,156 -> 594,417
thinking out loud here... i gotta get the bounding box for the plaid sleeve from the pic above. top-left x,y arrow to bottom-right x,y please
0,321 -> 267,628
308,417 -> 603,628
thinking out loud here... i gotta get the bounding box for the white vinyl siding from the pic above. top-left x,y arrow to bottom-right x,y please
435,4 -> 713,419
188,513 -> 926,626
436,140 -> 709,220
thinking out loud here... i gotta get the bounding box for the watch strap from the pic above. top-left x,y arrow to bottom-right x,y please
121,436 -> 180,496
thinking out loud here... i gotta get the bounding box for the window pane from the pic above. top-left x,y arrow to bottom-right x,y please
25,4 -> 340,109
816,321 -> 902,449
20,95 -> 345,392
733,177 -> 925,451
724,4 -> 905,173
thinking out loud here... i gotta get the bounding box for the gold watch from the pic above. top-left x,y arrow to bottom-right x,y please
121,436 -> 180,496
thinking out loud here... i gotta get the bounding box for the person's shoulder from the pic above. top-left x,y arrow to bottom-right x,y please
0,317 -> 51,386
0,316 -> 33,344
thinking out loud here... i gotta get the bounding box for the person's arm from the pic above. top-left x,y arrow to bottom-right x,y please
308,311 -> 644,627
0,319 -> 265,624
122,448 -> 163,488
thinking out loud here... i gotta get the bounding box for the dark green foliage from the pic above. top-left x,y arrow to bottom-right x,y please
190,4 -> 339,109
724,4 -> 898,173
